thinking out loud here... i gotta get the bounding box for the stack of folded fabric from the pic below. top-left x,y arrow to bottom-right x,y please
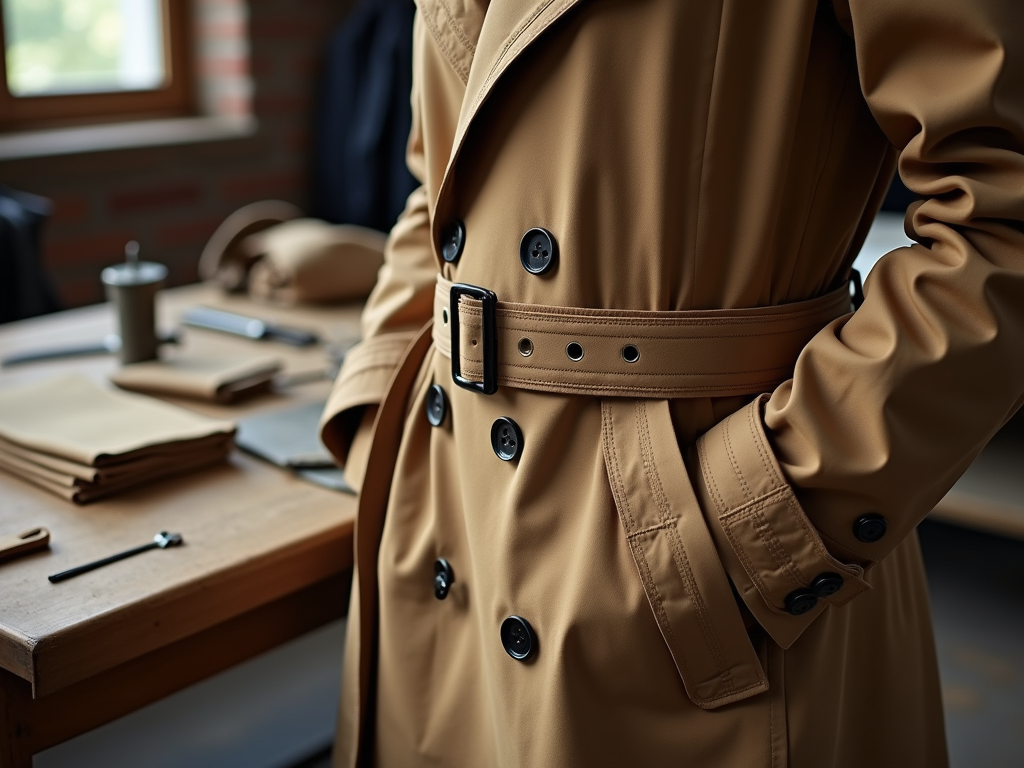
0,374 -> 235,504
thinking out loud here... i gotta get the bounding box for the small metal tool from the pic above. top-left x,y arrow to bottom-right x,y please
182,307 -> 319,347
48,531 -> 183,584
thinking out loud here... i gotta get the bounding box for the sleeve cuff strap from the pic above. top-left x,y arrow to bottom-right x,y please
694,394 -> 871,649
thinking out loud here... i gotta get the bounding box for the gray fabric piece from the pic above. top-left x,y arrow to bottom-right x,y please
237,401 -> 352,494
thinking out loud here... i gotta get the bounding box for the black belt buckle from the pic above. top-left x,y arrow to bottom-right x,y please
450,283 -> 498,395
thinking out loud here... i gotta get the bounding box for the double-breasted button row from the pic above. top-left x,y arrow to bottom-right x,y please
441,220 -> 559,275
784,571 -> 845,616
424,387 -> 525,464
432,562 -> 537,662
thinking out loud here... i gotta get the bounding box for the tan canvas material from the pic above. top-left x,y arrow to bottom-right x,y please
321,0 -> 1024,765
0,374 -> 235,466
0,374 -> 235,504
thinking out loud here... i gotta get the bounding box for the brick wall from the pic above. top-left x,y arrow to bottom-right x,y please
0,0 -> 353,309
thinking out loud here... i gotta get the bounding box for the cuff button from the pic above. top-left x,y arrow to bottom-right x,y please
784,589 -> 819,616
811,572 -> 844,598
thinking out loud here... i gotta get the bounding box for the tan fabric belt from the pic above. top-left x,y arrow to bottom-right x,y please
432,275 -> 853,398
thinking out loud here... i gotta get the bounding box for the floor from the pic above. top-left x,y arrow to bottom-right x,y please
35,620 -> 346,768
297,521 -> 1024,768
918,520 -> 1024,768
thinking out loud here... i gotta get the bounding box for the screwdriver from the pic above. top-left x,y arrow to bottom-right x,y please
48,531 -> 183,583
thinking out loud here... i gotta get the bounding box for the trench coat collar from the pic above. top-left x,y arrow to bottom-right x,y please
431,0 -> 588,246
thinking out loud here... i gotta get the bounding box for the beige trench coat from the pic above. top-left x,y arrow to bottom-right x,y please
321,0 -> 1024,765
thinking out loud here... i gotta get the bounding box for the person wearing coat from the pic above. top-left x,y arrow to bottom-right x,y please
320,0 -> 1024,765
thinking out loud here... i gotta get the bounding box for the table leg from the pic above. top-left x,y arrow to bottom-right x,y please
0,669 -> 32,768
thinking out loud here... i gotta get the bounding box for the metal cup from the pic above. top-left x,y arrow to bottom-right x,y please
101,255 -> 168,365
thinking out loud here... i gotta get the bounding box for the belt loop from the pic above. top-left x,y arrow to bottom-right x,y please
450,283 -> 498,394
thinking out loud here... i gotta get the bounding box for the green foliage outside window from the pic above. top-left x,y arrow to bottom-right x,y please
3,0 -> 164,97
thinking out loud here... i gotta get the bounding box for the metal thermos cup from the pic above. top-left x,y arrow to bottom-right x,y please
101,251 -> 168,365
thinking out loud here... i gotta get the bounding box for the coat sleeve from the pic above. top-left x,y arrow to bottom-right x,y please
320,15 -> 437,486
692,0 -> 1024,648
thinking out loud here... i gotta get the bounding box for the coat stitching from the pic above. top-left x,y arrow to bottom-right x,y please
749,507 -> 807,589
720,515 -> 781,612
470,374 -> 797,396
498,377 -> 790,393
601,403 -> 638,534
455,310 -> 847,332
720,489 -> 870,608
602,404 -> 696,687
481,0 -> 563,100
635,402 -> 733,687
625,519 -> 678,539
436,0 -> 477,56
725,486 -> 866,586
601,403 -> 709,702
723,414 -> 754,503
419,1 -> 471,83
747,398 -> 783,486
447,300 -> 851,327
698,437 -> 727,516
469,362 -> 799,379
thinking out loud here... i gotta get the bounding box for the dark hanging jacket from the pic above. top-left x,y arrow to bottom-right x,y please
310,0 -> 417,234
0,186 -> 60,323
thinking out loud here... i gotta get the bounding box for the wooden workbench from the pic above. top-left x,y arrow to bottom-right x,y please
0,284 -> 361,768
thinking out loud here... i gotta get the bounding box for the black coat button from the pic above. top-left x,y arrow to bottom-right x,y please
519,228 -> 557,275
784,589 -> 819,616
811,572 -> 844,598
490,417 -> 523,461
425,384 -> 448,427
853,514 -> 887,543
434,558 -> 454,600
441,220 -> 466,263
500,615 -> 535,660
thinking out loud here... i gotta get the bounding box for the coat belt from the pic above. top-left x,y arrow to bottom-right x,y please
432,275 -> 853,398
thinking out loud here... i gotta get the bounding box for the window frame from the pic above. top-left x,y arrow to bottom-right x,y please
0,0 -> 193,131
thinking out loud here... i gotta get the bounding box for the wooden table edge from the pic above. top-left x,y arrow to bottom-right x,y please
1,520 -> 353,696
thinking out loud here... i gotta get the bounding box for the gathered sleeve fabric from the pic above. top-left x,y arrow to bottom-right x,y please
694,0 -> 1024,648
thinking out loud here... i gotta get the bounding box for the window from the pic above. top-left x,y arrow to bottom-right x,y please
0,0 -> 192,130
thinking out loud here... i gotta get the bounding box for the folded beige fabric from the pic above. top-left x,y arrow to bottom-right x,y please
0,433 -> 234,482
0,443 -> 232,504
109,354 -> 282,403
245,219 -> 386,304
0,374 -> 235,504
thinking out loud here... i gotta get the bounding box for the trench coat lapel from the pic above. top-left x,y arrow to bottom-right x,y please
433,0 -> 589,228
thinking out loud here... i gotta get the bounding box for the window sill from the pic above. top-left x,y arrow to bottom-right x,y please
0,115 -> 258,161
